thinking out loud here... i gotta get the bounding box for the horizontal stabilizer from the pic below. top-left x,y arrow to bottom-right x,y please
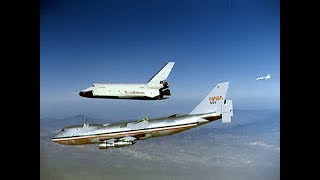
222,100 -> 233,123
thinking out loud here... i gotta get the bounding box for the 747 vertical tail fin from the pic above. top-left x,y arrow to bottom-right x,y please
189,82 -> 233,123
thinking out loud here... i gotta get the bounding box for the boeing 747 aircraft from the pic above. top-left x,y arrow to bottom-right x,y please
79,62 -> 175,100
53,82 -> 233,149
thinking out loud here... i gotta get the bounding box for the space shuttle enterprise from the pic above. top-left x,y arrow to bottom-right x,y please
52,82 -> 233,149
79,62 -> 175,100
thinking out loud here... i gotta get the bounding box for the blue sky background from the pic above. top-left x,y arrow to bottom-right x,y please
40,0 -> 279,119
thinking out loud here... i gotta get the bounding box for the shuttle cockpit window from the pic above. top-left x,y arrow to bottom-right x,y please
91,85 -> 95,87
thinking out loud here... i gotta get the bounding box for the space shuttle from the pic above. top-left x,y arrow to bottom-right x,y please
79,62 -> 175,100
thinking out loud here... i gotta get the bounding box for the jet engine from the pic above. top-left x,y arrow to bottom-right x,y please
159,81 -> 171,99
162,81 -> 169,89
98,141 -> 135,149
162,89 -> 171,96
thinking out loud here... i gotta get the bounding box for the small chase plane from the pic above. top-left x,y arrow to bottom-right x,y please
79,62 -> 175,100
256,74 -> 271,81
52,82 -> 233,149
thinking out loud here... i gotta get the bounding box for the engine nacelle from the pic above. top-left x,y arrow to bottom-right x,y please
98,141 -> 135,149
161,89 -> 171,96
161,81 -> 169,88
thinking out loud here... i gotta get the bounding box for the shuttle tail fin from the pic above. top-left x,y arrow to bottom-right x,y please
147,62 -> 175,84
189,82 -> 233,123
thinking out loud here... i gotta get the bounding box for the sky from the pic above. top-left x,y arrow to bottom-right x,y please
40,0 -> 279,119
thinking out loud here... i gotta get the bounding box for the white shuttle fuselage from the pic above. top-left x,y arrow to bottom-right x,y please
79,62 -> 174,100
80,82 -> 170,100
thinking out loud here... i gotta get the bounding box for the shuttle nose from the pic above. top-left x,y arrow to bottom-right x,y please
79,90 -> 93,98
79,91 -> 85,97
